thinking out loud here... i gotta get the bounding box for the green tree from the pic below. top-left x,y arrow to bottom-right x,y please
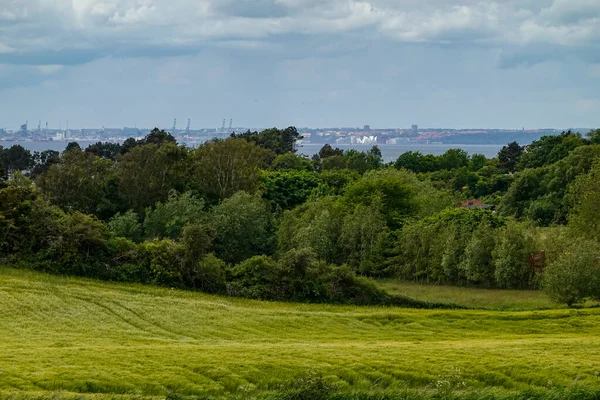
85,142 -> 123,160
278,196 -> 344,264
116,142 -> 188,213
227,255 -> 280,299
63,142 -> 82,153
438,149 -> 469,171
501,144 -> 600,224
233,126 -> 301,155
271,153 -> 313,172
143,191 -> 205,240
460,219 -> 496,285
209,191 -> 276,264
339,197 -> 389,275
108,210 -> 142,242
318,144 -> 344,159
587,128 -> 600,144
312,169 -> 360,197
192,254 -> 226,294
344,146 -> 382,174
440,224 -> 468,283
343,169 -> 417,229
543,238 -> 600,306
492,221 -> 534,289
499,167 -> 547,218
344,149 -> 371,174
137,239 -> 184,287
0,183 -> 38,256
262,170 -> 320,210
39,211 -> 111,276
394,151 -> 437,173
141,128 -> 177,146
321,155 -> 347,170
497,142 -> 523,173
469,154 -> 488,171
191,138 -> 269,202
452,167 -> 480,193
0,144 -> 34,177
568,160 -> 600,241
31,150 -> 60,177
37,149 -> 114,216
518,131 -> 584,170
180,222 -> 224,293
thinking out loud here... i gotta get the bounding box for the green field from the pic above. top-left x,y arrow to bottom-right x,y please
376,280 -> 563,311
1,267 -> 600,400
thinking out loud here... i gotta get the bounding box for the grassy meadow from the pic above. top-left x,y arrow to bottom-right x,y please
375,280 -> 562,311
1,267 -> 600,400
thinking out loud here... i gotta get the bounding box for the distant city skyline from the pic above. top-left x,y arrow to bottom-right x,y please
1,1 -> 599,129
0,121 -> 594,132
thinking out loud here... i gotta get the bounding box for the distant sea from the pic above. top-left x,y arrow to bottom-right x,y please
298,144 -> 503,162
4,141 -> 504,163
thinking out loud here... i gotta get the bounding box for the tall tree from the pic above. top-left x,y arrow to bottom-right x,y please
143,191 -> 205,240
518,131 -> 585,170
116,142 -> 188,213
141,128 -> 177,146
394,151 -> 437,173
0,145 -> 34,177
568,160 -> 600,242
438,148 -> 469,171
209,191 -> 276,264
587,128 -> 600,144
37,149 -> 113,216
191,138 -> 269,202
497,141 -> 523,173
31,150 -> 60,177
233,126 -> 301,155
85,142 -> 123,161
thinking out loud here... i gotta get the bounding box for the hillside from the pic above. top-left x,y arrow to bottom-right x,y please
1,268 -> 600,399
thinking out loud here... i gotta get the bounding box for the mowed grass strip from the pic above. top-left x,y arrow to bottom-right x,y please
376,279 -> 580,310
1,267 -> 600,399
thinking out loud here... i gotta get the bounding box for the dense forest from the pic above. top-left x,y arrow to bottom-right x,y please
1,127 -> 600,306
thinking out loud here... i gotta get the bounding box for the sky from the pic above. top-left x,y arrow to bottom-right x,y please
0,0 -> 599,130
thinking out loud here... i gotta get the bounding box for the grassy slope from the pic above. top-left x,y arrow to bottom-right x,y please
1,268 -> 600,399
376,280 -> 560,311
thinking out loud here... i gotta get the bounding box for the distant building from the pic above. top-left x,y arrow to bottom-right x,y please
411,125 -> 418,135
363,125 -> 371,131
460,199 -> 494,209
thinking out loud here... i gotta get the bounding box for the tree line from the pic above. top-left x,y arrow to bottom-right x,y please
1,127 -> 600,306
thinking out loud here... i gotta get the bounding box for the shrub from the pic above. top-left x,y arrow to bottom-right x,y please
210,191 -> 276,264
137,239 -> 184,287
108,210 -> 142,242
227,255 -> 280,299
143,191 -> 205,240
543,238 -> 600,306
193,253 -> 227,294
227,249 -> 393,305
37,211 -> 111,277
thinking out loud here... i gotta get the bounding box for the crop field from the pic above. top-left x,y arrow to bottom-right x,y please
1,267 -> 600,400
375,280 -> 563,311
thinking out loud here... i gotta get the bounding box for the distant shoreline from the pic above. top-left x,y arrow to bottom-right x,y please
4,140 -> 506,161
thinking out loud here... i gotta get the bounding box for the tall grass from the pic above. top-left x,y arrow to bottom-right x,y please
1,267 -> 600,399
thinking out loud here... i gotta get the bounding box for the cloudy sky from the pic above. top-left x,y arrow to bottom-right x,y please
0,0 -> 599,130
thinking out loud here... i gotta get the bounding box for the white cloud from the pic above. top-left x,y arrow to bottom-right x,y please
0,0 -> 598,68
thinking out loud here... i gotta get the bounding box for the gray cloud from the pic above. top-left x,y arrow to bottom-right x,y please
0,0 -> 598,68
0,0 -> 599,131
